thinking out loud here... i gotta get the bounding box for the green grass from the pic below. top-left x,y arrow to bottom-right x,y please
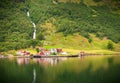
43,33 -> 120,54
45,33 -> 110,49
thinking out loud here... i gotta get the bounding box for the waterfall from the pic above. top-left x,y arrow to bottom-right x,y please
27,11 -> 29,17
32,22 -> 36,39
33,30 -> 36,39
32,22 -> 36,28
27,11 -> 36,39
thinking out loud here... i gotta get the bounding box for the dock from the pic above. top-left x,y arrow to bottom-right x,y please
33,55 -> 79,58
3,53 -> 120,59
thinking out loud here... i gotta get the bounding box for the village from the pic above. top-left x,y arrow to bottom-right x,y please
0,47 -> 85,59
16,47 -> 68,57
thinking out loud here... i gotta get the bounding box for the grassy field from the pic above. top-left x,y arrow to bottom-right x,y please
45,33 -> 115,49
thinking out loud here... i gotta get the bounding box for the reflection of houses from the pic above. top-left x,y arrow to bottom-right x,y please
33,58 -> 49,66
17,57 -> 67,66
17,58 -> 30,65
33,58 -> 62,66
50,58 -> 59,66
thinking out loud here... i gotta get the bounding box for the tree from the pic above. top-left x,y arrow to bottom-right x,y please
37,33 -> 45,40
36,48 -> 40,53
30,39 -> 38,48
107,41 -> 114,50
88,38 -> 92,43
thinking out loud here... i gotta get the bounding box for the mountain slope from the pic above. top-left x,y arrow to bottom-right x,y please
0,0 -> 120,52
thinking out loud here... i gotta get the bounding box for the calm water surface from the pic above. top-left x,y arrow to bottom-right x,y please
0,55 -> 120,83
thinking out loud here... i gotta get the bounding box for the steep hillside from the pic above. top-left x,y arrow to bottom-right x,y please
0,0 -> 120,52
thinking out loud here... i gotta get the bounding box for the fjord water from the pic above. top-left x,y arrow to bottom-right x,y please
0,55 -> 120,83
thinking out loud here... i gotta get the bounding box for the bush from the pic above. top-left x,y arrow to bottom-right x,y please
107,41 -> 114,50
29,39 -> 39,48
37,33 -> 45,40
88,37 -> 92,43
51,52 -> 57,55
36,48 -> 40,53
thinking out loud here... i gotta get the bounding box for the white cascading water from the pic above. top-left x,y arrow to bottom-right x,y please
32,22 -> 36,39
27,11 -> 30,17
27,11 -> 36,39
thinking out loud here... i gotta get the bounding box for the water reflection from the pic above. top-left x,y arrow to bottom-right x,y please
1,56 -> 120,83
32,68 -> 36,83
17,58 -> 30,65
16,58 -> 68,66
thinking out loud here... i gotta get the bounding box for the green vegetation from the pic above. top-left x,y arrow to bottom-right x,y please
93,0 -> 102,2
36,47 -> 40,53
54,3 -> 120,43
107,41 -> 114,50
0,0 -> 120,53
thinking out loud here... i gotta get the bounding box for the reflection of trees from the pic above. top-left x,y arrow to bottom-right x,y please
108,57 -> 114,65
1,57 -> 120,83
53,57 -> 120,83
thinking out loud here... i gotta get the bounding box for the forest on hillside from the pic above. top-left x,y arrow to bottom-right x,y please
0,0 -> 120,52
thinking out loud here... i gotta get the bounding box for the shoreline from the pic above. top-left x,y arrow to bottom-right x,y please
1,48 -> 120,57
1,53 -> 120,59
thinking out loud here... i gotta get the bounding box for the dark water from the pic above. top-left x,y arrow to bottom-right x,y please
0,55 -> 120,83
